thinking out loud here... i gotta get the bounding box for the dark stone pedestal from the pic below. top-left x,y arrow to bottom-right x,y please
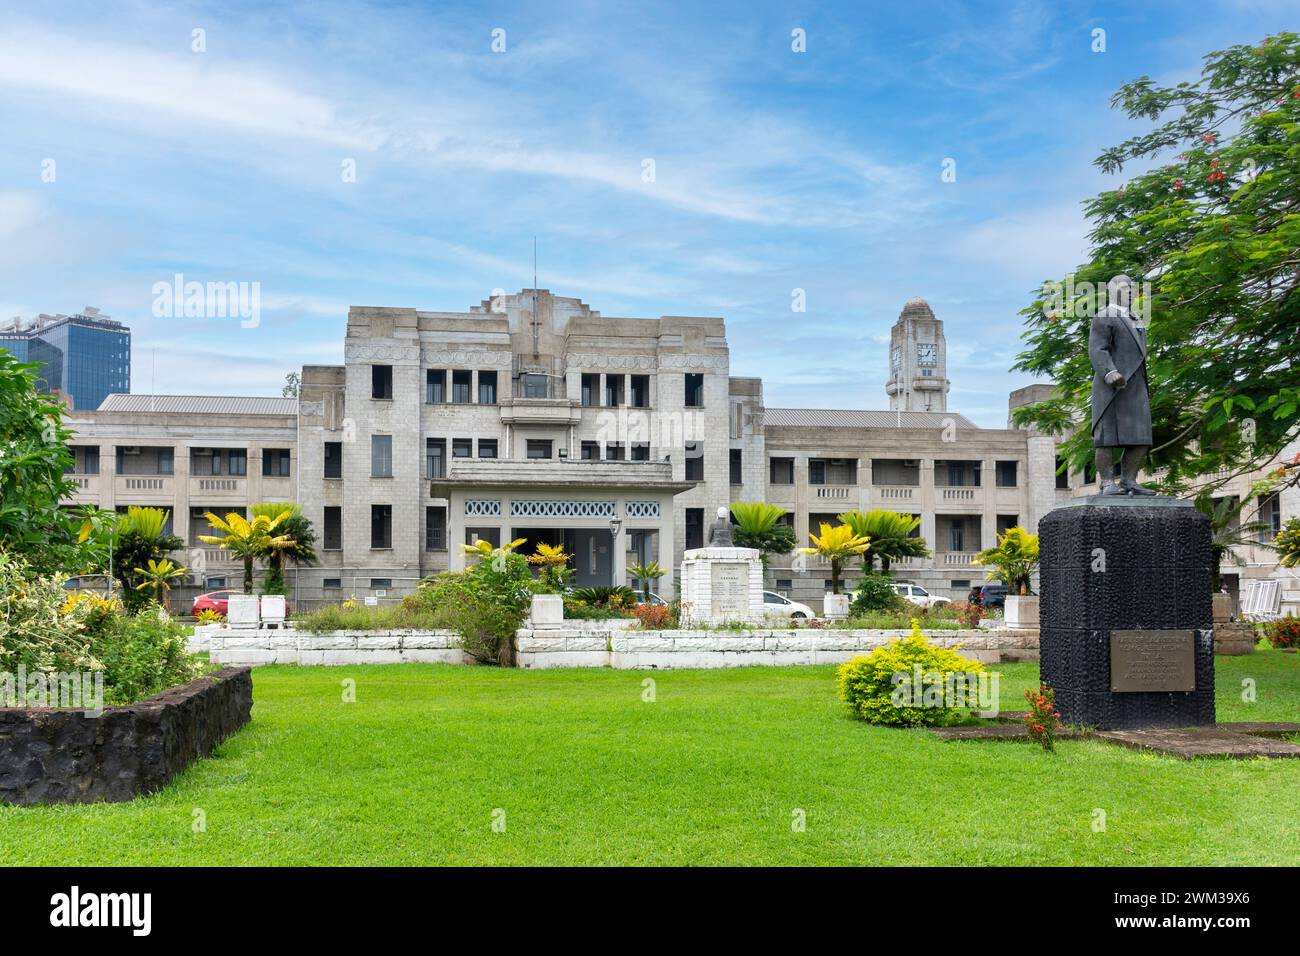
1039,497 -> 1215,729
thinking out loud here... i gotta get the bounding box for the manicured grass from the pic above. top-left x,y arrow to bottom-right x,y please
2,650 -> 1298,865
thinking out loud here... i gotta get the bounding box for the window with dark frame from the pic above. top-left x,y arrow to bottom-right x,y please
581,373 -> 598,407
730,448 -> 742,485
996,460 -> 1018,487
685,442 -> 704,481
262,448 -> 291,477
426,369 -> 445,403
631,443 -> 650,461
452,438 -> 472,458
478,371 -> 498,404
370,505 -> 392,549
425,438 -> 446,479
425,506 -> 446,550
685,373 -> 704,407
451,370 -> 472,403
323,506 -> 342,551
324,441 -> 343,479
630,375 -> 649,407
371,435 -> 393,477
685,508 -> 704,550
526,439 -> 553,459
581,440 -> 600,461
372,364 -> 393,400
769,457 -> 794,484
478,439 -> 498,459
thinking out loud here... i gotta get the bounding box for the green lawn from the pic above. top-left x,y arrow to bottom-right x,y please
2,650 -> 1298,865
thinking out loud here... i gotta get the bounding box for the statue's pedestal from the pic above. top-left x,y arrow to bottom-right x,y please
1039,496 -> 1215,729
678,547 -> 765,627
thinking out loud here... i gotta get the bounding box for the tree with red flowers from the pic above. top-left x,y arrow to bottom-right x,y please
1013,33 -> 1300,497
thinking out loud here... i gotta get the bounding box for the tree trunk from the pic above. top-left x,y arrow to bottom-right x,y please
831,559 -> 842,594
243,556 -> 254,594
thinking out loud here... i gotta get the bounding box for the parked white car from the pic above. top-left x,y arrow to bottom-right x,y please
891,583 -> 950,609
762,590 -> 816,620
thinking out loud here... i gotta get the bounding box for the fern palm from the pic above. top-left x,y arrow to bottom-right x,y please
199,510 -> 294,594
131,557 -> 188,611
838,509 -> 930,572
973,527 -> 1040,595
798,523 -> 870,594
627,560 -> 667,600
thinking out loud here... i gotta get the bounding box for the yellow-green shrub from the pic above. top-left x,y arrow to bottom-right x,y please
836,618 -> 986,727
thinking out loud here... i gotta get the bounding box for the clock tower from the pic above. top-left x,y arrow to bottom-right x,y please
885,297 -> 950,413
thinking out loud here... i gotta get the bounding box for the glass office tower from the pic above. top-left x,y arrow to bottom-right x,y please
0,309 -> 130,409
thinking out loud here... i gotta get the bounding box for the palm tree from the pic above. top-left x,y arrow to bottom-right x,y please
251,502 -> 318,592
1194,492 -> 1275,591
528,542 -> 574,592
628,560 -> 667,601
798,523 -> 870,595
132,557 -> 188,611
730,502 -> 796,566
199,510 -> 294,594
973,526 -> 1040,595
838,509 -> 931,573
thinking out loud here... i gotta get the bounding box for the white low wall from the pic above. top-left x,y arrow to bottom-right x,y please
517,627 -> 1040,669
197,624 -> 1039,668
205,628 -> 472,665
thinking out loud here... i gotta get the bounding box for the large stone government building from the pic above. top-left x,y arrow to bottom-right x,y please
61,290 -> 1296,613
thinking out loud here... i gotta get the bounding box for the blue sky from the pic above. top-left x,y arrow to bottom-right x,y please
1,0 -> 1294,425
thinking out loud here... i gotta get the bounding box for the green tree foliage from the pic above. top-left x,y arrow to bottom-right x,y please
730,502 -> 796,566
1012,33 -> 1300,494
0,352 -> 106,575
112,506 -> 183,608
838,510 -> 931,573
973,527 -> 1040,595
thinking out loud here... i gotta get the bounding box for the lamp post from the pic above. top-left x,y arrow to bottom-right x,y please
608,516 -> 623,587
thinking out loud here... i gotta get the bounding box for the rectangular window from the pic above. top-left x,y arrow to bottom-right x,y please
323,506 -> 342,551
605,375 -> 624,407
371,505 -> 392,549
478,371 -> 498,404
996,460 -> 1018,487
324,441 -> 343,479
262,448 -> 291,477
581,373 -> 599,407
371,435 -> 393,478
425,506 -> 446,551
158,447 -> 175,475
631,442 -> 650,461
685,508 -> 704,550
1259,493 -> 1282,543
581,440 -> 600,461
775,578 -> 793,590
769,457 -> 794,484
227,449 -> 246,477
522,373 -> 549,398
996,514 -> 1019,536
526,439 -> 553,460
372,365 -> 393,400
370,578 -> 392,589
730,448 -> 743,485
71,446 -> 100,475
1055,457 -> 1071,490
323,578 -> 342,590
685,373 -> 704,407
426,369 -> 445,404
425,438 -> 446,479
465,527 -> 501,548
630,375 -> 649,408
452,438 -> 472,459
477,439 -> 498,459
605,443 -> 625,461
685,442 -> 704,481
451,370 -> 472,403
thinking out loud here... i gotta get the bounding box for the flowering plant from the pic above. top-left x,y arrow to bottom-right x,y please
1024,683 -> 1062,752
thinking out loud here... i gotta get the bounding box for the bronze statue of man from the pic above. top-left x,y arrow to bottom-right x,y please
1089,275 -> 1155,496
707,506 -> 735,547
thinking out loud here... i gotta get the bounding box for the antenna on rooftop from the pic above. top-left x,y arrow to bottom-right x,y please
531,236 -> 540,359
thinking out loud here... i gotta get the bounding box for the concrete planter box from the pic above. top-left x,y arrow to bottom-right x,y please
1004,595 -> 1039,629
823,593 -> 850,621
529,594 -> 565,629
0,666 -> 253,806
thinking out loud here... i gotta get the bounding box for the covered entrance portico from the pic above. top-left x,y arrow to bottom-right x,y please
431,459 -> 690,594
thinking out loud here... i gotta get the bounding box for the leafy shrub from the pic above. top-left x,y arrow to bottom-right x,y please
563,599 -> 634,621
421,553 -> 532,665
1024,683 -> 1062,752
949,601 -> 983,628
195,608 -> 226,624
849,573 -> 904,614
569,585 -> 638,609
836,618 -> 985,726
833,604 -> 962,630
632,603 -> 675,629
1265,616 -> 1300,649
0,552 -> 94,674
90,610 -> 205,705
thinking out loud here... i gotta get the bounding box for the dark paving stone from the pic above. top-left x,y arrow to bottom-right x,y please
1208,721 -> 1300,738
1095,727 -> 1300,759
933,723 -> 1082,741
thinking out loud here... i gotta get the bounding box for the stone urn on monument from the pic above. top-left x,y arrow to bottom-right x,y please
678,507 -> 765,627
1038,276 -> 1215,729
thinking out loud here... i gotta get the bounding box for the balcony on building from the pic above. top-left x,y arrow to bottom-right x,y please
189,447 -> 248,498
871,458 -> 920,502
65,445 -> 101,501
934,459 -> 982,504
935,514 -> 982,566
808,457 -> 858,501
114,445 -> 175,498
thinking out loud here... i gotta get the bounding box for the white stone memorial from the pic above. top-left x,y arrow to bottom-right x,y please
678,509 -> 765,626
226,593 -> 260,630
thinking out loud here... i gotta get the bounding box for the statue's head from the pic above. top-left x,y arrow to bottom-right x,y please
716,506 -> 729,520
1107,274 -> 1135,311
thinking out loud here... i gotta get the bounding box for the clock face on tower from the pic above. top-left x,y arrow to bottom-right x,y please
917,343 -> 937,367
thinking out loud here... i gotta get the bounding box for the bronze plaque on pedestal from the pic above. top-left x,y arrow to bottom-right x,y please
1110,630 -> 1196,692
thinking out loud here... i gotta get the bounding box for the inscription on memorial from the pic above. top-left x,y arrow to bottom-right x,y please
710,563 -> 749,618
1110,630 -> 1196,693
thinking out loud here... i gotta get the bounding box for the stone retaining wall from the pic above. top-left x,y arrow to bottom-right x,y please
207,629 -> 473,666
517,627 -> 1041,669
0,666 -> 252,806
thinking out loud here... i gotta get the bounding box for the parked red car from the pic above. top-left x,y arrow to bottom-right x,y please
191,590 -> 237,617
